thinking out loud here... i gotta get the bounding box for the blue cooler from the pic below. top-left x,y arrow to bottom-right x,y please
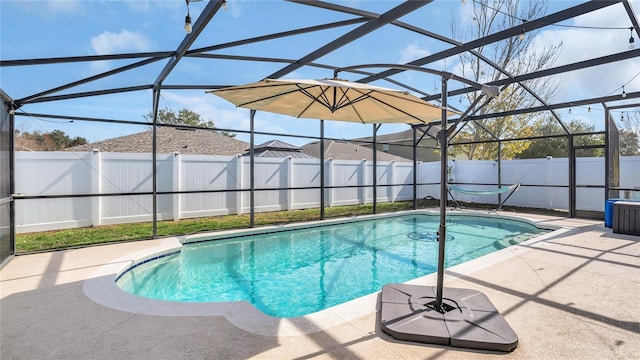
605,198 -> 620,228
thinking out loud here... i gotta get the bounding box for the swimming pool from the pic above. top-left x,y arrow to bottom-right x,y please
116,213 -> 548,318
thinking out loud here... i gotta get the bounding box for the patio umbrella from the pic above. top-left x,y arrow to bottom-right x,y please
209,74 -> 514,351
207,78 -> 454,124
208,76 -> 455,295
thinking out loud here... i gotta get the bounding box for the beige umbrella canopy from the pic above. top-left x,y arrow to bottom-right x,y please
208,74 -> 517,351
208,78 -> 455,124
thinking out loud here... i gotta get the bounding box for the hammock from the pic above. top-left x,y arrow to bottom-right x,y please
447,183 -> 520,210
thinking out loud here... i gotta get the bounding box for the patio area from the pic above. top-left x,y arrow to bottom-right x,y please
1,212 -> 638,359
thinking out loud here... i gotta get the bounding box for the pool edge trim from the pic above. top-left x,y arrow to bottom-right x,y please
83,210 -> 564,337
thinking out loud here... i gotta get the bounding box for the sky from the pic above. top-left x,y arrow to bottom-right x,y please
1,0 -> 639,147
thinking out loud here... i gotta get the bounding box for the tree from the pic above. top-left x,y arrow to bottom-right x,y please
619,129 -> 640,156
49,130 -> 87,149
450,87 -> 537,159
515,118 -> 603,159
619,109 -> 640,156
14,129 -> 87,151
450,0 -> 562,160
144,108 -> 235,137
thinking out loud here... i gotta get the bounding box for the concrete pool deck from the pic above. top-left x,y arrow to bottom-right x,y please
1,212 -> 639,359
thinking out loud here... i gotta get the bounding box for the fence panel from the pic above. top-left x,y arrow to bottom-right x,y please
179,154 -> 238,217
419,161 -> 440,199
449,160 -> 497,185
14,152 -> 93,232
331,160 -> 365,206
13,151 -> 640,233
249,157 -> 288,213
14,151 -> 93,195
621,156 -> 640,199
100,153 -> 150,223
394,162 -> 414,201
374,161 -> 392,202
291,158 -> 321,209
576,157 -> 605,211
502,158 -> 568,210
448,160 -> 497,204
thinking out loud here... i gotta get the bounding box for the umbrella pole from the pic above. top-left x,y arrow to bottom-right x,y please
320,120 -> 325,220
435,77 -> 448,312
250,110 -> 255,228
412,126 -> 417,210
373,124 -> 377,214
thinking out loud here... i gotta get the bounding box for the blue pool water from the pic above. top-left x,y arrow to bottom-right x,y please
116,214 -> 548,318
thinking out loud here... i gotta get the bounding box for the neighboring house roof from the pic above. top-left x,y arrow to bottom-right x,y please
243,139 -> 316,159
66,127 -> 249,155
352,127 -> 442,162
354,126 -> 440,144
255,140 -> 298,150
355,129 -> 414,143
300,140 -> 411,162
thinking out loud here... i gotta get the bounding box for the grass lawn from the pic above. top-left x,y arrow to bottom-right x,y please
15,200 -> 567,253
16,201 -> 416,253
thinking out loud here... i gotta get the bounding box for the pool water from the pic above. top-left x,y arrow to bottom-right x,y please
116,214 -> 547,318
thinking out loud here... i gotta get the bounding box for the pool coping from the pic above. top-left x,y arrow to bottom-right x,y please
83,209 -> 565,337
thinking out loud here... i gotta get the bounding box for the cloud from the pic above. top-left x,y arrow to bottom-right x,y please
158,91 -> 288,134
88,30 -> 153,73
16,0 -> 82,17
397,40 -> 452,76
122,0 -> 182,13
88,61 -> 112,74
123,0 -> 152,13
453,0 -> 637,105
529,9 -> 640,102
398,41 -> 431,65
90,30 -> 153,55
46,0 -> 81,15
447,0 -> 639,104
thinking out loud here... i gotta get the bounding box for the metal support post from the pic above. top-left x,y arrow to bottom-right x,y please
413,126 -> 417,210
320,120 -> 325,220
435,76 -> 448,311
250,110 -> 255,227
373,124 -> 377,214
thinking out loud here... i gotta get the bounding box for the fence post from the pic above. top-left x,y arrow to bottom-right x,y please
417,161 -> 423,200
91,149 -> 101,227
546,156 -> 553,209
360,159 -> 367,204
236,154 -> 243,215
287,156 -> 293,210
172,152 -> 181,221
327,158 -> 333,207
389,160 -> 396,202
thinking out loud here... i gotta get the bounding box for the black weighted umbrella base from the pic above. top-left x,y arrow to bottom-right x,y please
380,283 -> 518,352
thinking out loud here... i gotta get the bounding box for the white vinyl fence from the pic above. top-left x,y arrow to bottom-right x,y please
13,151 -> 640,233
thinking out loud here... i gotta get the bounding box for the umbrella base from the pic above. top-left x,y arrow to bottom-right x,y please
380,283 -> 518,352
